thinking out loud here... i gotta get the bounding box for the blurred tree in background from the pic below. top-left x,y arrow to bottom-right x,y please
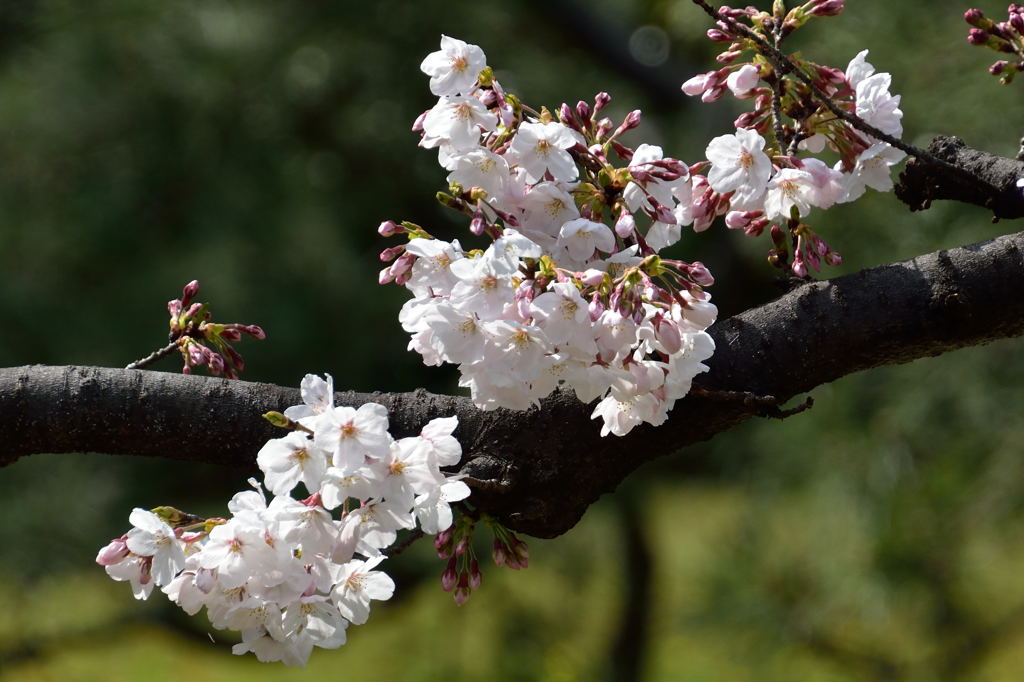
1,1 -> 1024,680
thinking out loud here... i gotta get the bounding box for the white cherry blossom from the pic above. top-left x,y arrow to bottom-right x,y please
419,35 -> 487,96
507,121 -> 582,183
705,127 -> 772,209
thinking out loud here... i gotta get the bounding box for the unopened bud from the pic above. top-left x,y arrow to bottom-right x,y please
681,72 -> 710,96
379,244 -> 406,262
964,8 -> 986,26
701,86 -> 725,103
441,557 -> 458,591
746,217 -> 769,237
377,220 -> 400,237
611,141 -> 634,163
469,559 -> 482,590
492,539 -> 507,567
453,573 -> 471,605
181,280 -> 200,307
614,210 -> 636,238
688,261 -> 715,287
454,536 -> 470,556
968,28 -> 990,45
559,102 -> 575,126
594,91 -> 611,113
808,0 -> 844,17
95,536 -> 130,565
575,99 -> 591,123
469,211 -> 487,236
612,109 -> 642,138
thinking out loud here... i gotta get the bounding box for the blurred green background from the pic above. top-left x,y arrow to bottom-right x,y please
2,0 -> 1024,680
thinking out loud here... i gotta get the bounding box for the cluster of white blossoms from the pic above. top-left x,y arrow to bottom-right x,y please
683,40 -> 906,275
381,36 -> 718,437
97,374 -> 469,666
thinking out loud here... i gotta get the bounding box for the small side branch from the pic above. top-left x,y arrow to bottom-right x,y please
690,386 -> 813,419
689,0 -> 998,196
126,342 -> 179,370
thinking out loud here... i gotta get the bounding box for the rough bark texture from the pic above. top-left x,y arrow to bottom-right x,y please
896,136 -> 1024,218
3,230 -> 1023,538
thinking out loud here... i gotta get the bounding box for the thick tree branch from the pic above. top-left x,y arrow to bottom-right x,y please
2,231 -> 1024,538
897,136 -> 1024,219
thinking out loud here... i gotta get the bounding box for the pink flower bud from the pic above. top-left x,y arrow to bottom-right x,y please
379,244 -> 406,262
701,85 -> 726,103
469,212 -> 486,236
492,539 -> 507,567
613,110 -> 642,138
454,536 -> 470,556
688,261 -> 715,286
808,0 -> 844,16
964,8 -> 986,26
575,99 -> 591,123
792,251 -> 808,277
725,210 -> 750,230
453,573 -> 471,605
559,102 -> 575,127
706,28 -> 732,42
726,64 -> 759,96
208,352 -> 226,376
588,293 -> 605,320
377,220 -> 400,237
95,536 -> 130,565
510,535 -> 529,568
469,559 -> 482,589
968,28 -> 990,45
656,316 -> 682,354
681,73 -> 710,96
181,280 -> 200,307
614,210 -> 636,238
746,217 -> 769,237
411,110 -> 427,132
441,557 -> 458,592
594,91 -> 611,113
612,141 -> 634,163
648,199 -> 677,225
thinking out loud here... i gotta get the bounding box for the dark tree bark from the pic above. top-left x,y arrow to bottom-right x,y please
897,136 -> 1024,219
3,228 -> 1023,538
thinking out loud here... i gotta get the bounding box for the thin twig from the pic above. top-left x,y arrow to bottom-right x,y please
386,529 -> 425,557
126,341 -> 179,370
690,0 -> 999,194
769,22 -> 788,151
690,386 -> 813,419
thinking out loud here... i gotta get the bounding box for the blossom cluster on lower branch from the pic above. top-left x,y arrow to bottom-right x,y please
97,373 -> 470,667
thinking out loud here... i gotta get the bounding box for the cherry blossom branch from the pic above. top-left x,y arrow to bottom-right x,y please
3,229 -> 1023,538
896,136 -> 1024,219
690,0 -> 999,195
